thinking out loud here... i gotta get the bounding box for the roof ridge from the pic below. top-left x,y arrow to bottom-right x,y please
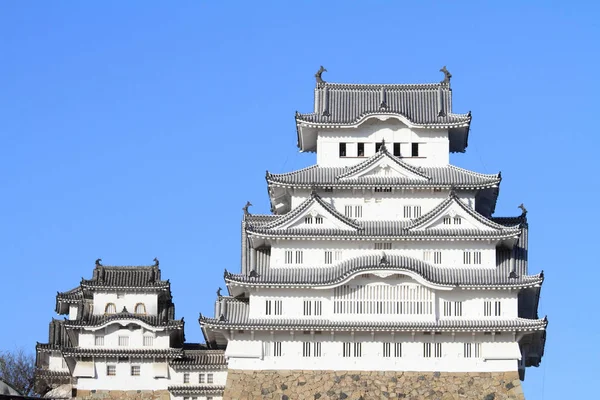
321,82 -> 445,89
267,164 -> 319,177
445,164 -> 501,178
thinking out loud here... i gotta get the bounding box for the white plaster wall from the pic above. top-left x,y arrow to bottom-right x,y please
247,281 -> 517,321
93,292 -> 158,316
76,360 -> 170,391
290,190 -> 476,219
169,370 -> 227,385
78,325 -> 172,348
315,122 -> 449,167
48,352 -> 69,371
226,333 -> 519,372
269,240 -> 497,269
69,305 -> 79,320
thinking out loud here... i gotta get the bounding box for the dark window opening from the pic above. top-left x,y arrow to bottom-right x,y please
375,142 -> 383,153
357,143 -> 365,157
339,143 -> 347,157
393,143 -> 401,157
411,143 -> 419,157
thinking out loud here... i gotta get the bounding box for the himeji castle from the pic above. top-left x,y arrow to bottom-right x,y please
35,261 -> 227,400
201,68 -> 547,399
35,68 -> 547,400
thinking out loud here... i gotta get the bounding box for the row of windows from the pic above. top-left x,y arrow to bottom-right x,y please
183,397 -> 213,400
104,303 -> 146,315
344,205 -> 363,218
267,299 -> 503,317
304,216 -> 324,224
183,372 -> 214,384
284,248 -> 481,265
339,142 -> 421,158
268,342 -> 481,359
443,216 -> 462,225
96,335 -> 154,346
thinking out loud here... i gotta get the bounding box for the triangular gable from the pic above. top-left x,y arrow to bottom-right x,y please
258,193 -> 360,232
337,148 -> 430,182
407,193 -> 520,232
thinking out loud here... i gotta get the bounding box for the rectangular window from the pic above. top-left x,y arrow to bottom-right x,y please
143,336 -> 154,346
266,300 -> 272,315
443,216 -> 452,225
411,143 -> 419,157
273,342 -> 282,357
423,343 -> 432,358
324,251 -> 333,264
315,216 -> 323,224
303,300 -> 312,316
403,205 -> 412,219
433,251 -> 442,264
357,143 -> 365,157
374,187 -> 392,192
345,205 -> 353,217
199,373 -> 205,383
454,301 -> 463,317
130,365 -> 140,376
394,342 -> 402,357
393,143 -> 401,157
335,251 -> 343,261
434,343 -> 443,358
375,142 -> 383,153
354,205 -> 362,218
374,242 -> 392,250
95,335 -> 104,346
295,250 -> 303,264
184,373 -> 190,383
463,251 -> 472,265
274,300 -> 283,315
495,301 -> 501,316
342,342 -> 351,357
413,206 -> 421,218
339,143 -> 347,157
314,342 -> 322,357
474,251 -> 482,264
484,301 -> 492,316
464,343 -> 481,358
207,373 -> 213,384
443,300 -> 452,317
423,250 -> 431,262
383,342 -> 391,357
354,342 -> 362,357
314,300 -> 322,316
284,250 -> 293,264
106,365 -> 116,376
302,342 -> 311,357
304,216 -> 313,224
454,216 -> 462,224
118,336 -> 129,346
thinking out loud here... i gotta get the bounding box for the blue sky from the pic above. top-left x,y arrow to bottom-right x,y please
1,2 -> 597,398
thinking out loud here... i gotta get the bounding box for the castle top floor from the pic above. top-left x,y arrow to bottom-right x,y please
295,68 -> 471,168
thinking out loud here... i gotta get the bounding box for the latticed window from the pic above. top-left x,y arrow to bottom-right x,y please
130,365 -> 140,376
454,216 -> 462,224
433,251 -> 442,264
374,242 -> 392,250
199,373 -> 205,383
284,251 -> 293,264
265,299 -> 282,315
273,342 -> 282,357
434,343 -> 443,358
302,342 -> 311,357
304,216 -> 313,224
315,216 -> 323,224
383,342 -> 391,357
106,365 -> 116,376
313,342 -> 322,357
207,373 -> 213,384
118,336 -> 129,346
95,335 -> 104,346
443,216 -> 452,225
143,335 -> 154,346
354,205 -> 362,218
423,343 -> 432,358
333,284 -> 434,315
105,303 -> 117,314
183,373 -> 190,383
295,251 -> 303,264
464,343 -> 481,358
324,251 -> 333,264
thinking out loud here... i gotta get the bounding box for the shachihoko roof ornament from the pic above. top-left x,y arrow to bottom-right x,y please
315,66 -> 327,87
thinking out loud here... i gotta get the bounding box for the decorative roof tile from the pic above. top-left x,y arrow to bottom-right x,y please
170,350 -> 227,370
225,253 -> 543,289
63,312 -> 184,329
296,83 -> 471,128
81,265 -> 169,289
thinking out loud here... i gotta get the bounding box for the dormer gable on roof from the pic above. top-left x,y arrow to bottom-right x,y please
254,192 -> 360,232
407,192 -> 520,233
337,145 -> 430,182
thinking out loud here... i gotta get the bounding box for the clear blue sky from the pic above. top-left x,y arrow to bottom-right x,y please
1,2 -> 597,399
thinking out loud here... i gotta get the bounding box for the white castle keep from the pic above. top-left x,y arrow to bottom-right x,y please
36,68 -> 547,400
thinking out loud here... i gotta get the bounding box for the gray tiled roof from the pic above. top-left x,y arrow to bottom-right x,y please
267,151 -> 500,189
56,287 -> 83,303
168,386 -> 226,395
246,193 -> 521,240
296,83 -> 471,128
170,350 -> 227,370
63,312 -> 184,329
201,298 -> 546,332
34,369 -> 70,378
81,265 -> 169,289
61,347 -> 183,358
225,253 -> 542,289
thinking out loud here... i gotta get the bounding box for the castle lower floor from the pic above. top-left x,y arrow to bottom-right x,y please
222,370 -> 525,400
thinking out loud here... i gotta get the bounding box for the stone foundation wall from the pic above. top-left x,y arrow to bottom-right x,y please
223,370 -> 525,400
75,389 -> 170,400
